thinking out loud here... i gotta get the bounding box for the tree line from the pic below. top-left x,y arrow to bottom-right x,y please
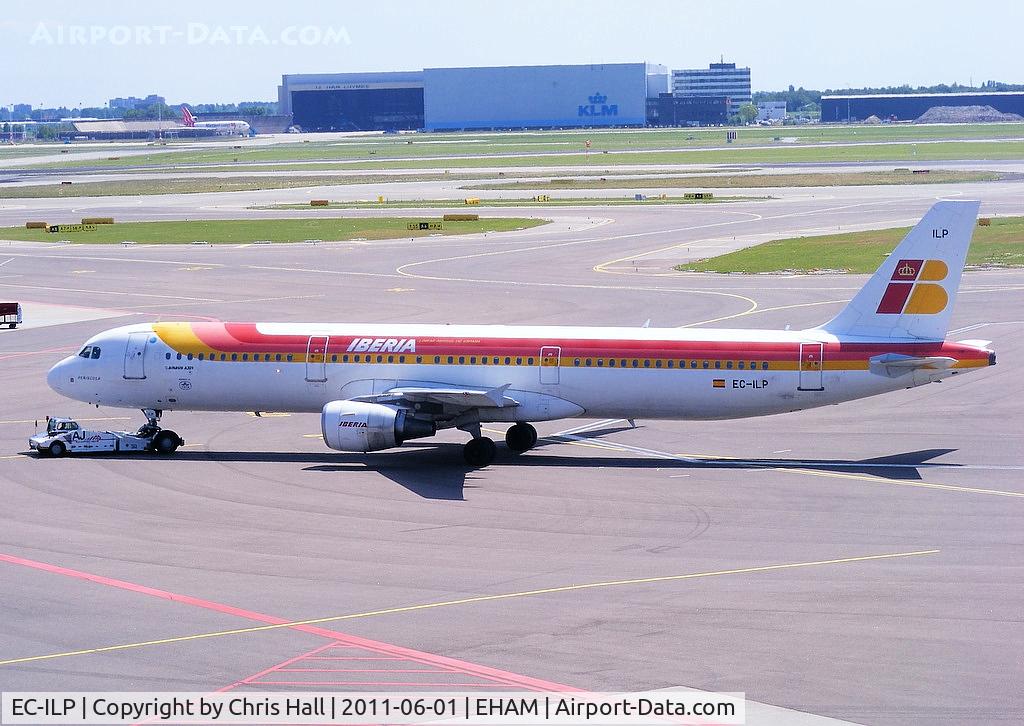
753,80 -> 1024,113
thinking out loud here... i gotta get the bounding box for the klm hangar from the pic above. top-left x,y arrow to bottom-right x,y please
279,63 -> 668,132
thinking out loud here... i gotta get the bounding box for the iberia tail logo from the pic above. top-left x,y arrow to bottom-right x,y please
876,259 -> 949,314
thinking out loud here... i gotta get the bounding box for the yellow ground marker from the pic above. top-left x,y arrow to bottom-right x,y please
0,548 -> 938,667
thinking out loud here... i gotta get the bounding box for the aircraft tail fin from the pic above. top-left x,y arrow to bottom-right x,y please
818,200 -> 980,340
180,105 -> 195,127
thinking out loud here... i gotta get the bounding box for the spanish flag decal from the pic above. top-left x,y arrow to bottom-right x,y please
712,379 -> 726,388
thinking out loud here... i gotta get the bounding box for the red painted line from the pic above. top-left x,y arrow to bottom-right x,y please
1,552 -> 580,692
299,655 -> 403,659
276,669 -> 455,673
251,681 -> 501,687
229,642 -> 339,690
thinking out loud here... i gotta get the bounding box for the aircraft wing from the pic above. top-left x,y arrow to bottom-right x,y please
352,383 -> 519,409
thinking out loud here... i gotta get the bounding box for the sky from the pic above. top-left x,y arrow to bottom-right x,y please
3,0 -> 1023,108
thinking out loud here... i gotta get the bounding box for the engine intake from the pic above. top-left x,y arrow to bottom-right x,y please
321,400 -> 435,452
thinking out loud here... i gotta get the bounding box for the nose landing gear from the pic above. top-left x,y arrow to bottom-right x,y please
139,409 -> 183,454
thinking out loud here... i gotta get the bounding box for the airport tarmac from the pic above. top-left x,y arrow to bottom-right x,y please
1,191 -> 1022,725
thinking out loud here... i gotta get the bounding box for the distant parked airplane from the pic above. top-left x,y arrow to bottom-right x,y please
46,202 -> 994,466
180,105 -> 250,136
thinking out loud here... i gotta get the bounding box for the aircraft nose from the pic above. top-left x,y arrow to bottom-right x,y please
47,357 -> 74,397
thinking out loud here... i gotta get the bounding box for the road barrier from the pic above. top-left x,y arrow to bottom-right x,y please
978,218 -> 992,226
25,221 -> 48,229
443,214 -> 478,221
81,217 -> 114,224
310,200 -> 329,207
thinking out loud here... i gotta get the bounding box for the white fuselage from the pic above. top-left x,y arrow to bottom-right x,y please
47,322 -> 991,423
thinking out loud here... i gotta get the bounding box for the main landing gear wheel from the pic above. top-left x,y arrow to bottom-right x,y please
151,430 -> 183,455
505,422 -> 538,453
463,436 -> 497,467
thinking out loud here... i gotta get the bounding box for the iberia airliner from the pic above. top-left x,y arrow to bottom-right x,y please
46,201 -> 995,465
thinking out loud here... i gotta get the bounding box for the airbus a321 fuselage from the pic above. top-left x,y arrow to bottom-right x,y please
46,201 -> 995,465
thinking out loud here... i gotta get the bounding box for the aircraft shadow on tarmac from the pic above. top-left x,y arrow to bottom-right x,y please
28,440 -> 956,500
20,417 -> 958,500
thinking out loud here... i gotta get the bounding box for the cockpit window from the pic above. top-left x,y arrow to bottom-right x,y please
91,347 -> 101,359
79,346 -> 92,358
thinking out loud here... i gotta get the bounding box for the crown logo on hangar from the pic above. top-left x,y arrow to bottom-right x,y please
588,92 -> 608,105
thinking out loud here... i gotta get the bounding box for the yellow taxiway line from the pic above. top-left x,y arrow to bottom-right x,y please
0,549 -> 938,667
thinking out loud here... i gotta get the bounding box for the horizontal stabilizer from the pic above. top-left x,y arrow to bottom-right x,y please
869,353 -> 957,377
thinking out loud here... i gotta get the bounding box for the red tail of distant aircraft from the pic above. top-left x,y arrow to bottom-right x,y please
178,105 -> 249,135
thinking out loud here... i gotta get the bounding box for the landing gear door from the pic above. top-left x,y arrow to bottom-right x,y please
123,332 -> 149,380
306,335 -> 329,383
798,342 -> 824,391
539,345 -> 561,385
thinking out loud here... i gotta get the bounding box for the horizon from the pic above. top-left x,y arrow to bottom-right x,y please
3,0 -> 1022,108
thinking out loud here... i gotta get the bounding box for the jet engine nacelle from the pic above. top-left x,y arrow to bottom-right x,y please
321,400 -> 436,452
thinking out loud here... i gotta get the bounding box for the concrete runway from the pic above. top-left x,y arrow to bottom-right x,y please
1,188 -> 1022,725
